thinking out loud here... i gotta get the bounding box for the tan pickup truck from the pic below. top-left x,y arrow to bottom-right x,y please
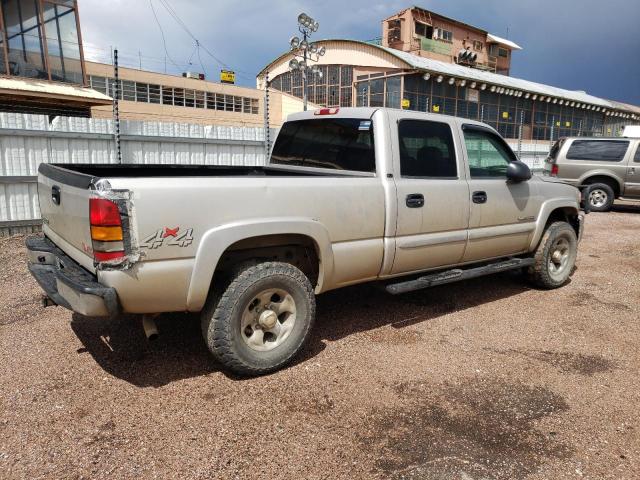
27,107 -> 584,375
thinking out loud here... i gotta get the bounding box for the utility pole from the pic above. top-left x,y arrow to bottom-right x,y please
113,49 -> 122,164
263,72 -> 271,162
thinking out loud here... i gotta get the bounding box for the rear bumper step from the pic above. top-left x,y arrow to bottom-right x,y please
386,257 -> 536,295
26,236 -> 119,318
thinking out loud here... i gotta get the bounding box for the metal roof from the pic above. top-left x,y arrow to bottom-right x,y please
487,34 -> 523,51
258,39 -> 640,115
375,44 -> 638,113
0,76 -> 112,104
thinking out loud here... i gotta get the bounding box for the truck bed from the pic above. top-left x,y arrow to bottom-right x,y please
41,163 -> 349,185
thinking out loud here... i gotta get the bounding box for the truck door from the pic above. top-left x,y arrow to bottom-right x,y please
460,125 -> 540,262
624,141 -> 640,198
390,118 -> 470,275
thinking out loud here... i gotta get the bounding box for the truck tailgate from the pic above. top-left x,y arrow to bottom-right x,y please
38,164 -> 97,273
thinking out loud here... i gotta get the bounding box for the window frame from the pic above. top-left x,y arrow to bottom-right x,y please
462,124 -> 517,179
397,118 -> 459,179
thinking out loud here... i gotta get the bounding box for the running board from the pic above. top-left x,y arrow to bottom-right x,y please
386,257 -> 536,295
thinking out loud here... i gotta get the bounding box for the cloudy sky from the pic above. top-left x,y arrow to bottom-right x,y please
79,0 -> 640,105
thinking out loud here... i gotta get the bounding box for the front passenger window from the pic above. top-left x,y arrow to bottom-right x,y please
464,129 -> 516,178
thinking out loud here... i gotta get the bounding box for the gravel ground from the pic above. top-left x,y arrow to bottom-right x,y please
1,204 -> 639,480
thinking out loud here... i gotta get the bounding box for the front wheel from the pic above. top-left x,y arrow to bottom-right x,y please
527,221 -> 578,289
201,262 -> 315,376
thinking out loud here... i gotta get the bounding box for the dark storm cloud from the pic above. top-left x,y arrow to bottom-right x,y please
79,0 -> 640,104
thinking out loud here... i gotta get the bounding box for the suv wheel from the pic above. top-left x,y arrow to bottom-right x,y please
585,183 -> 614,212
201,262 -> 315,376
527,221 -> 578,289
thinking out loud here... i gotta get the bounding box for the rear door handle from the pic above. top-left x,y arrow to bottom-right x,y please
472,191 -> 487,204
406,193 -> 424,208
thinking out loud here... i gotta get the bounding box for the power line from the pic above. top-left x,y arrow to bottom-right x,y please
149,0 -> 182,72
155,0 -> 254,80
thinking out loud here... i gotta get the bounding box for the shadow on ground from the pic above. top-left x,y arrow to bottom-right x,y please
611,202 -> 640,214
71,270 -> 532,387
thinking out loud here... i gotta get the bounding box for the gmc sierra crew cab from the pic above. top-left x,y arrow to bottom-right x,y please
27,107 -> 584,375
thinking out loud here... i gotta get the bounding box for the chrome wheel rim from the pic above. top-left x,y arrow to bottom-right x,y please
240,288 -> 297,352
589,189 -> 608,208
548,237 -> 571,279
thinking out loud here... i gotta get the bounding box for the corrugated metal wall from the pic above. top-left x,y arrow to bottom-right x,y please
0,112 -> 551,236
0,113 -> 271,236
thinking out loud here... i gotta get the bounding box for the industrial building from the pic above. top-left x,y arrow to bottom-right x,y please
258,6 -> 640,140
84,61 -> 306,128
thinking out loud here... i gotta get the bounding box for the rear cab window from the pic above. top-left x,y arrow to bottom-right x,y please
270,118 -> 375,173
565,140 -> 630,162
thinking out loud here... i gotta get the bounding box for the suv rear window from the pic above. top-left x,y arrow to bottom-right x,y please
566,140 -> 629,162
270,118 -> 375,173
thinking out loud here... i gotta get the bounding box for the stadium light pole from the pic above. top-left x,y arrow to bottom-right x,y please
288,13 -> 325,111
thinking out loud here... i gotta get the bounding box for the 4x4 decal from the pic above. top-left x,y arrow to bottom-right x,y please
140,227 -> 194,249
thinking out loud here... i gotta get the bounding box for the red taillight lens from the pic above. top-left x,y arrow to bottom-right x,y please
551,164 -> 559,176
314,108 -> 340,115
90,198 -> 122,226
90,198 -> 125,263
94,251 -> 125,262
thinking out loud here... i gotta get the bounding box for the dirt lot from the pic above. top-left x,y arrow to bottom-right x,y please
1,205 -> 639,480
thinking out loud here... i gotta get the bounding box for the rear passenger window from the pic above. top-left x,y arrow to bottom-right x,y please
566,140 -> 629,162
270,118 -> 375,173
635,144 -> 640,163
398,120 -> 457,177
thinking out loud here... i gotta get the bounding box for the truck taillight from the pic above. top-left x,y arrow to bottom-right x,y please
314,108 -> 340,115
89,198 -> 125,263
551,164 -> 559,176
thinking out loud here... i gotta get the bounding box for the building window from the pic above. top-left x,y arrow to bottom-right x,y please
473,40 -> 483,51
435,28 -> 453,42
387,19 -> 401,43
415,21 -> 433,38
498,47 -> 509,58
269,65 -> 354,109
149,84 -> 161,104
121,80 -> 135,101
135,82 -> 149,103
89,75 -> 107,95
1,0 -> 85,84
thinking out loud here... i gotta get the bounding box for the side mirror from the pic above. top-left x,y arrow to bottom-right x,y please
506,160 -> 532,182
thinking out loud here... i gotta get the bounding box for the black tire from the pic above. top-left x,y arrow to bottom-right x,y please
584,183 -> 614,212
527,221 -> 578,289
201,262 -> 315,376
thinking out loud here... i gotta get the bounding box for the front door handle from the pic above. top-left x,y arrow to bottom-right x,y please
629,167 -> 636,175
472,191 -> 487,204
406,193 -> 424,208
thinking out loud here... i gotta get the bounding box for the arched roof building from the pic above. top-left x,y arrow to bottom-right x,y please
258,39 -> 640,140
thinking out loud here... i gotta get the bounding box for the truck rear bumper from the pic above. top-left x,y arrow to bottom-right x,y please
26,236 -> 119,318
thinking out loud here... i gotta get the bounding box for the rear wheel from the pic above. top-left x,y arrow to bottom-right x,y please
527,221 -> 577,289
585,183 -> 614,212
201,262 -> 315,376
